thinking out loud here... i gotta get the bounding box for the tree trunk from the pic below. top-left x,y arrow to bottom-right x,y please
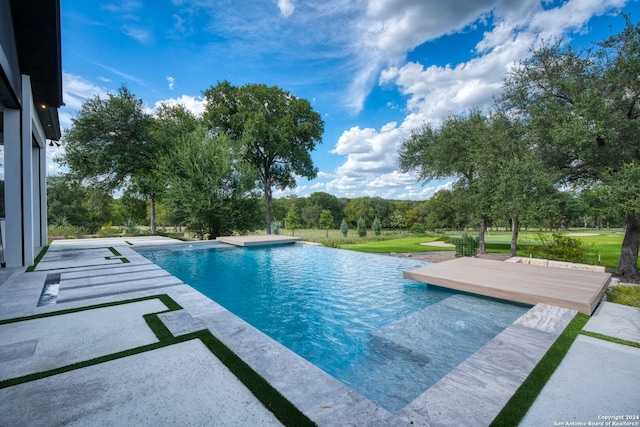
150,194 -> 156,234
477,216 -> 487,254
617,212 -> 640,277
264,179 -> 273,234
510,217 -> 519,257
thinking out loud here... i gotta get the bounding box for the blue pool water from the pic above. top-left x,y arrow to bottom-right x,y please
138,243 -> 529,412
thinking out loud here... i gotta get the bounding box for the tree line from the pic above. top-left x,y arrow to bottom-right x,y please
48,181 -> 623,237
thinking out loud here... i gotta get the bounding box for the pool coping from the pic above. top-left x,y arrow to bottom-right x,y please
2,238 -> 579,426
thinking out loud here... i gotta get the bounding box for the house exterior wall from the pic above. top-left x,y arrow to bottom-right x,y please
1,1 -> 51,268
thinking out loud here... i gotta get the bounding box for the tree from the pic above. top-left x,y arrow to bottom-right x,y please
499,18 -> 640,275
389,209 -> 407,230
344,197 -> 376,225
424,189 -> 457,231
47,174 -> 90,228
285,207 -> 302,236
319,209 -> 335,237
340,218 -> 349,237
159,127 -> 261,239
487,112 -> 558,256
301,204 -> 322,228
399,109 -> 494,253
60,85 -> 160,231
146,103 -> 201,232
356,217 -> 367,237
308,192 -> 341,226
372,216 -> 382,236
601,162 -> 640,273
204,81 -> 324,234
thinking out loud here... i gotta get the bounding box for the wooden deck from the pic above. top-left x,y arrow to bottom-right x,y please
404,257 -> 611,315
217,235 -> 303,247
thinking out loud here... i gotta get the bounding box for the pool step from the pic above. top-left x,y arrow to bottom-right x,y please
369,294 -> 528,369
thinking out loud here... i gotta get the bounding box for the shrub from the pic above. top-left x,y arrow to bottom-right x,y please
323,237 -> 359,248
97,225 -> 124,237
606,286 -> 640,309
356,217 -> 367,237
372,216 -> 382,236
524,233 -> 592,264
124,218 -> 140,236
48,225 -> 86,239
52,216 -> 69,227
271,220 -> 282,235
451,234 -> 479,257
410,223 -> 426,235
340,218 -> 349,237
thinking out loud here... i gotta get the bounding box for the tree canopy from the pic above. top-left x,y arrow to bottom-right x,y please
60,85 -> 164,231
499,17 -> 640,274
203,81 -> 324,234
159,127 -> 262,238
61,85 -> 154,193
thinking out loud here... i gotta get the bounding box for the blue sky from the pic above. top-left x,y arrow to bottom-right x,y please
55,0 -> 639,200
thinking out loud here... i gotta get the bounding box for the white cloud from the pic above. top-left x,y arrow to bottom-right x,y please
62,72 -> 109,110
395,181 -> 454,200
275,0 -> 295,17
166,76 -> 175,90
122,25 -> 153,44
150,95 -> 207,117
89,60 -> 149,87
316,171 -> 335,179
325,0 -> 629,199
364,0 -> 499,56
103,0 -> 143,14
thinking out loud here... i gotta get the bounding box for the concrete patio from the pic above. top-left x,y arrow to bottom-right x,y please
0,237 -> 638,426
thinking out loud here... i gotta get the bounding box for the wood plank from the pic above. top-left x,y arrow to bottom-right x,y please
404,257 -> 611,315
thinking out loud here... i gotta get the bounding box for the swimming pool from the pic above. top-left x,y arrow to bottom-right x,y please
138,243 -> 529,413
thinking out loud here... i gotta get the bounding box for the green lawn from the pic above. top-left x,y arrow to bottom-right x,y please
270,228 -> 638,270
339,236 -> 454,253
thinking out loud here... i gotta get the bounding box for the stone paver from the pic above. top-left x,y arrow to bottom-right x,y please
0,340 -> 283,427
0,299 -> 166,380
520,335 -> 640,426
583,301 -> 640,343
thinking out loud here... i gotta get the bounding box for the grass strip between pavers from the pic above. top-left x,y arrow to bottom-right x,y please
26,246 -> 49,272
106,247 -> 130,263
490,313 -> 590,427
580,330 -> 640,348
0,294 -> 315,427
0,294 -> 182,325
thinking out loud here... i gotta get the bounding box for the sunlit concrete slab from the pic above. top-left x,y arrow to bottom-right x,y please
35,257 -> 125,271
218,235 -> 303,247
404,257 -> 611,314
520,335 -> 640,426
0,299 -> 167,381
0,340 -> 283,427
48,236 -> 183,249
584,301 -> 640,343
